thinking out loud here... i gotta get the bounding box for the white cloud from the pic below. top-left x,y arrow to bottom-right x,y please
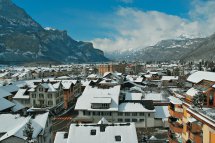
92,0 -> 215,53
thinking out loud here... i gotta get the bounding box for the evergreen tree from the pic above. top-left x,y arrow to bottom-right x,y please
192,92 -> 206,109
23,121 -> 34,143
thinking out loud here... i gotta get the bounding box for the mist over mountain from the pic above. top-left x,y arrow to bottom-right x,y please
106,34 -> 215,62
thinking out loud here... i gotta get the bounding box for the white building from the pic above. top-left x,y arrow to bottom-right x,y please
0,112 -> 51,143
54,118 -> 138,143
29,82 -> 64,113
74,85 -> 158,128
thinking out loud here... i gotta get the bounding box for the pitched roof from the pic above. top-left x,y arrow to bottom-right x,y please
118,102 -> 155,112
154,106 -> 170,119
75,85 -> 120,111
0,98 -> 15,111
66,122 -> 138,143
187,71 -> 215,84
0,88 -> 12,98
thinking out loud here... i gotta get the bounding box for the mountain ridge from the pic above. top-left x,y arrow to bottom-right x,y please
0,0 -> 109,64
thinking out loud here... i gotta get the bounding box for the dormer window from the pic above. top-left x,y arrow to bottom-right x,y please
115,135 -> 121,142
91,97 -> 111,109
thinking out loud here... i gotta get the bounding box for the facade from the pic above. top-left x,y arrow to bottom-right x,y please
29,82 -> 64,113
74,84 -> 168,128
98,64 -> 126,75
168,96 -> 184,143
168,71 -> 215,143
161,76 -> 179,87
62,80 -> 81,109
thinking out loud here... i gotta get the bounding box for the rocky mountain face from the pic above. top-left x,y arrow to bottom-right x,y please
181,33 -> 215,61
106,37 -> 205,62
0,0 -> 108,64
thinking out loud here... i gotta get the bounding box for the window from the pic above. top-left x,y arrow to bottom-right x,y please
139,113 -> 144,116
148,113 -> 150,117
48,94 -> 52,99
101,104 -> 109,109
103,112 -> 111,116
48,101 -> 53,106
32,94 -> 36,98
115,136 -> 121,142
118,112 -> 123,116
118,118 -> 123,122
132,119 -> 138,122
90,129 -> 96,135
209,92 -> 214,105
132,112 -> 137,116
39,88 -> 43,92
39,94 -> 44,98
125,113 -> 130,116
139,119 -> 144,122
125,119 -> 130,122
33,100 -> 36,106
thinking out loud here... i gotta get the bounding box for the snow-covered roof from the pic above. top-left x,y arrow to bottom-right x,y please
103,72 -> 111,77
186,87 -> 199,97
0,72 -> 9,78
66,120 -> 138,143
154,106 -> 170,119
0,88 -> 12,98
81,80 -> 92,87
55,76 -> 71,80
40,83 -> 57,92
134,77 -> 143,83
53,82 -> 61,89
168,96 -> 182,104
11,100 -> 25,112
144,92 -> 167,101
75,85 -> 120,111
13,89 -> 29,99
54,132 -> 68,143
33,112 -> 49,135
97,117 -> 109,124
0,112 -> 49,141
118,103 -> 155,113
187,71 -> 215,84
0,85 -> 19,93
187,108 -> 215,129
91,97 -> 112,104
161,76 -> 178,81
125,92 -> 143,100
0,98 -> 15,111
87,74 -> 99,79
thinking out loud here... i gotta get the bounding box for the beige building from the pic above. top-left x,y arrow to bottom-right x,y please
98,64 -> 126,75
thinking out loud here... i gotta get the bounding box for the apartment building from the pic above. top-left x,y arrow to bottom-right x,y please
168,71 -> 215,143
74,84 -> 168,128
29,81 -> 64,113
98,63 -> 126,75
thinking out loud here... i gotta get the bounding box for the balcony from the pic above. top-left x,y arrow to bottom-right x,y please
189,132 -> 202,143
187,124 -> 202,143
169,118 -> 183,134
169,107 -> 183,119
168,131 -> 182,143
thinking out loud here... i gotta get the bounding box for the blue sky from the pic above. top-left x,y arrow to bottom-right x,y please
13,0 -> 190,40
12,0 -> 215,52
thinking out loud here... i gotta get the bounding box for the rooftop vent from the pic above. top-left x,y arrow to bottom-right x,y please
64,133 -> 68,139
115,135 -> 121,142
100,124 -> 106,132
90,129 -> 96,135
